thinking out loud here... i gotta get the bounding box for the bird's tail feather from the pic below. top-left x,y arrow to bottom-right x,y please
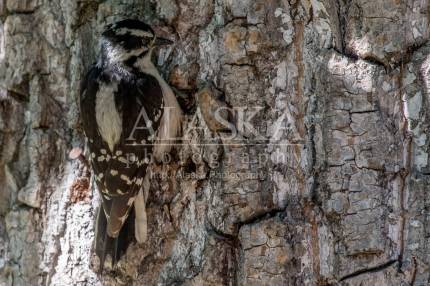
134,188 -> 148,243
94,206 -> 134,274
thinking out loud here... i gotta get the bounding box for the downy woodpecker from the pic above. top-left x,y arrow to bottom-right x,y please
80,19 -> 182,271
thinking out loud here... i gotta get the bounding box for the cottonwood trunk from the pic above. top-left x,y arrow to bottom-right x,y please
0,0 -> 429,285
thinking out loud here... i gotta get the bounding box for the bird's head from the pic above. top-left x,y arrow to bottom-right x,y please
100,19 -> 173,66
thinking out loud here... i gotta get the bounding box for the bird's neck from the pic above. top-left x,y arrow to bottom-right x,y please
133,49 -> 157,76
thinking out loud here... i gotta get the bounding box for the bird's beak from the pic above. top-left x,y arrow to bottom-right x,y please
153,36 -> 174,46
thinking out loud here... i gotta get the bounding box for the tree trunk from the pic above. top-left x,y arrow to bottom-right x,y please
1,0 -> 429,285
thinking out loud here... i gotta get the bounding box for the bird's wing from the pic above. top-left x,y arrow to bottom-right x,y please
100,190 -> 136,237
102,73 -> 164,236
80,67 -> 164,237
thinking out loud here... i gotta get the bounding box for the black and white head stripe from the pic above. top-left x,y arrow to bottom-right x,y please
102,19 -> 155,51
106,19 -> 154,33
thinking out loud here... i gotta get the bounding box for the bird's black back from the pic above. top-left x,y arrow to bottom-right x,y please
80,64 -> 164,269
80,65 -> 163,196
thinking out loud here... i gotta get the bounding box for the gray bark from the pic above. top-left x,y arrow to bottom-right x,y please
0,0 -> 429,285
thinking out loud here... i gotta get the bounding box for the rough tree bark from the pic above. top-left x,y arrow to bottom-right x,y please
0,0 -> 429,285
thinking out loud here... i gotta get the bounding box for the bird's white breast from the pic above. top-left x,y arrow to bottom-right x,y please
95,82 -> 122,152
